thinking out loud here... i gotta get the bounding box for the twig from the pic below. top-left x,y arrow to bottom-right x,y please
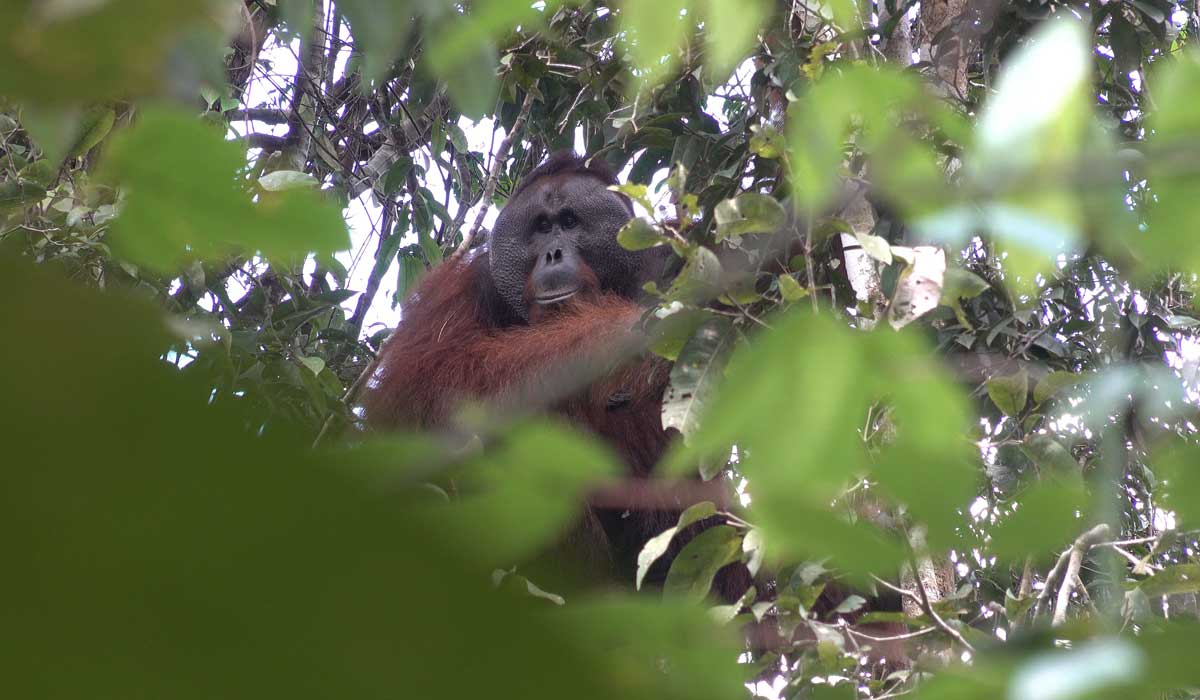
1052,523 -> 1111,627
311,356 -> 374,449
1106,543 -> 1160,573
845,625 -> 937,643
344,204 -> 395,335
243,132 -> 289,152
225,108 -> 289,124
451,89 -> 537,260
1096,536 -> 1159,548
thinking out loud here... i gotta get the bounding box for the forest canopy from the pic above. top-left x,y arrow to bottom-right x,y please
4,1 -> 1200,699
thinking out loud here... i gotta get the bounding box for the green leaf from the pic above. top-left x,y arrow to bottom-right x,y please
701,0 -> 766,77
778,274 -> 808,302
0,3 -> 220,103
19,103 -> 80,167
941,267 -> 989,301
662,318 -> 735,441
1020,435 -> 1077,474
1158,443 -> 1200,526
989,475 -> 1088,561
609,182 -> 652,211
833,595 -> 866,614
748,123 -> 784,159
975,20 -> 1091,170
447,122 -> 469,152
0,258 -> 746,700
666,246 -> 723,302
664,312 -> 910,573
299,356 -> 325,376
20,159 -> 59,188
663,525 -> 743,601
336,0 -> 416,86
714,193 -> 786,240
1009,640 -> 1145,700
1134,564 -> 1200,598
422,421 -> 619,567
635,501 -> 718,590
381,158 -> 413,197
1140,53 -> 1200,271
854,232 -> 892,264
432,26 -> 499,120
68,105 -> 115,158
987,369 -> 1029,417
101,107 -> 349,272
258,170 -> 320,191
1033,370 -> 1085,404
394,252 -> 425,305
619,0 -> 689,90
649,308 -> 710,361
616,218 -> 666,251
787,64 -> 927,213
0,179 -> 47,211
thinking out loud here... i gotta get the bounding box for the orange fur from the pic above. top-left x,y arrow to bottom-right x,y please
363,255 -> 671,476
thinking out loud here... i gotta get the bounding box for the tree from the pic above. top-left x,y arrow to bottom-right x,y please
3,1 -> 1200,698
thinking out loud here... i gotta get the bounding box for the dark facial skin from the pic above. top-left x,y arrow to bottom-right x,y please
489,173 -> 658,322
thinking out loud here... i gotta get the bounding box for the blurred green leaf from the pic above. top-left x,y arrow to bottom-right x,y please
68,104 -> 115,157
666,312 -> 906,573
975,21 -> 1091,170
1143,51 -> 1200,270
989,475 -> 1088,561
700,0 -> 766,78
619,0 -> 689,90
1134,564 -> 1200,598
428,14 -> 500,119
101,107 -> 348,271
1158,443 -> 1200,527
987,369 -> 1029,417
1033,371 -> 1086,405
1020,436 -> 1078,474
336,0 -> 417,86
418,421 -> 619,567
0,2 -> 221,103
0,257 -> 752,698
1009,638 -> 1144,700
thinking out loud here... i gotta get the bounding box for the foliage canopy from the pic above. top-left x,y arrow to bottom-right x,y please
4,1 -> 1200,699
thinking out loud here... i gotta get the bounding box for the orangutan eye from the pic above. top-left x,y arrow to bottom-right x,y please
559,210 -> 578,229
534,215 -> 552,233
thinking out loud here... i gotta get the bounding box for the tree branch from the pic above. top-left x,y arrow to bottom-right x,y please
243,133 -> 289,151
226,108 -> 289,124
1052,523 -> 1112,627
451,89 -> 538,260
